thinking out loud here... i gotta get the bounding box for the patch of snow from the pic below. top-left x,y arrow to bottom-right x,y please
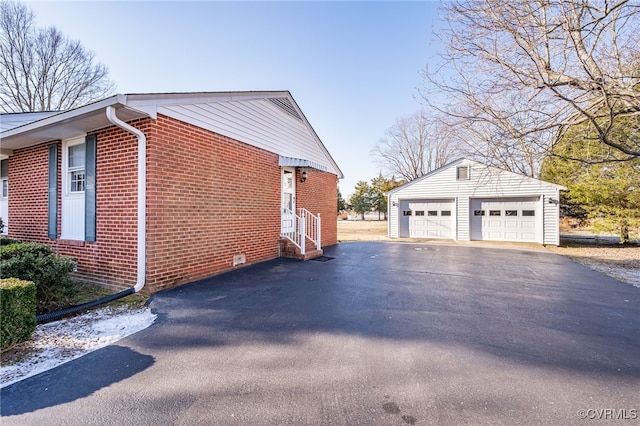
0,306 -> 156,388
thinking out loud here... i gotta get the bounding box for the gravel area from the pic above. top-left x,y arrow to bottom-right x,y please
0,305 -> 156,388
546,243 -> 640,288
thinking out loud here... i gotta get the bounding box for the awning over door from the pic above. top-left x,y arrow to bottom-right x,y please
278,156 -> 328,172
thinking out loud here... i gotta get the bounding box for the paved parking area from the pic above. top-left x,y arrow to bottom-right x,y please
2,242 -> 639,425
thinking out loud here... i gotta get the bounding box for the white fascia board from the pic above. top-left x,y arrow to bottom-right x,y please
285,92 -> 344,179
123,91 -> 292,108
0,95 -> 157,150
0,95 -> 121,138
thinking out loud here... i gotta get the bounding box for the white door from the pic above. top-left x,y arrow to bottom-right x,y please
281,168 -> 296,234
61,137 -> 86,240
400,199 -> 454,239
471,198 -> 539,242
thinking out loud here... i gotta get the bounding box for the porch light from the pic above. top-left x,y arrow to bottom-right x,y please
300,171 -> 307,182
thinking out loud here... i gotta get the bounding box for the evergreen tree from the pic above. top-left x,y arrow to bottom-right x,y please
350,181 -> 372,220
541,117 -> 640,243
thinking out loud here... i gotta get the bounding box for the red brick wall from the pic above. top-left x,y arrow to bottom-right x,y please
7,142 -> 52,243
295,168 -> 338,247
144,114 -> 282,292
7,114 -> 338,293
8,120 -> 150,289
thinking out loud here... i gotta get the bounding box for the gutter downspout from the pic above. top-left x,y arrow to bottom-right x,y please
106,106 -> 146,293
34,106 -> 148,324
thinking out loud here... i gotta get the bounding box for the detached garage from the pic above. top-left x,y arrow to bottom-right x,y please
387,159 -> 565,245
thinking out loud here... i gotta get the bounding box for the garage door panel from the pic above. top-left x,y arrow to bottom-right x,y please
403,199 -> 454,239
471,197 -> 539,242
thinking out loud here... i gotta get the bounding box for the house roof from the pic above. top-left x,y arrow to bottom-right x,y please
0,111 -> 60,132
0,91 -> 343,178
386,158 -> 565,195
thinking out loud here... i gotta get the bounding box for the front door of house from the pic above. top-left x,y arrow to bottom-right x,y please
281,168 -> 296,233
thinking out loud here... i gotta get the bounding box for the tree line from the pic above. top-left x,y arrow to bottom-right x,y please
339,175 -> 404,220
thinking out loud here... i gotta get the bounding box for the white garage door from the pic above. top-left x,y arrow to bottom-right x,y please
470,198 -> 540,242
400,199 -> 454,239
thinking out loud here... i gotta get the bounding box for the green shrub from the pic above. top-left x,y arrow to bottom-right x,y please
0,278 -> 37,349
0,237 -> 22,246
0,243 -> 77,314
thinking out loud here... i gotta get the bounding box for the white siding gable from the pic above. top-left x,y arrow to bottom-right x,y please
156,97 -> 341,177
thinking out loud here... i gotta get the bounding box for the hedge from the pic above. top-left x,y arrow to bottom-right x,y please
0,242 -> 77,314
0,278 -> 37,349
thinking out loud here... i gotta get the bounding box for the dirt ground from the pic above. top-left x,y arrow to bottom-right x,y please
337,220 -> 639,288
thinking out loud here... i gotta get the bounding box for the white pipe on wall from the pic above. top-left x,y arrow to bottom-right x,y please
106,106 -> 146,292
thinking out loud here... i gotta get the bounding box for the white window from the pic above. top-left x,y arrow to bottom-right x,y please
67,142 -> 86,193
457,166 -> 469,180
1,159 -> 7,198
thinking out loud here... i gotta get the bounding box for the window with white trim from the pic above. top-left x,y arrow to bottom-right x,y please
0,159 -> 7,198
67,142 -> 86,193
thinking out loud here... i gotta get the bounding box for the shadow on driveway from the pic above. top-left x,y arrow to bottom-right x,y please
1,345 -> 155,416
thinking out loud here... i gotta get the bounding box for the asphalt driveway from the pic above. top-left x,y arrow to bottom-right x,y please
2,242 -> 639,425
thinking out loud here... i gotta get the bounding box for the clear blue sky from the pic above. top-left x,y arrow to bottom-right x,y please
28,0 -> 444,197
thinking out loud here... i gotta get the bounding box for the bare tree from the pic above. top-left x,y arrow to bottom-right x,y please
371,111 -> 459,181
423,0 -> 640,166
431,91 -> 551,177
0,0 -> 114,112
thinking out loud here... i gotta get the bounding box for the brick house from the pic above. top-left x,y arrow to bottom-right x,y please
0,91 -> 343,293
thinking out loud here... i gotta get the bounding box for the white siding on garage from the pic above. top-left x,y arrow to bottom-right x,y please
388,159 -> 564,245
543,194 -> 561,245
